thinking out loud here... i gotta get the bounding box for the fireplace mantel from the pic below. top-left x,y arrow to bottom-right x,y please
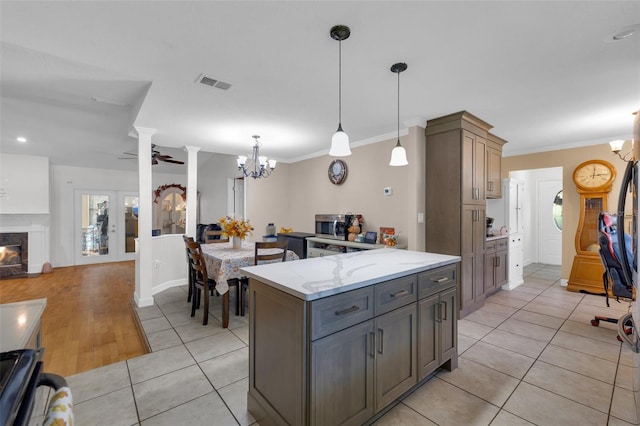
0,214 -> 49,276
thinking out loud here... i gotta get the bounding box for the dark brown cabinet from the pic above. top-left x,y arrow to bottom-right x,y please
485,237 -> 508,295
426,111 -> 507,318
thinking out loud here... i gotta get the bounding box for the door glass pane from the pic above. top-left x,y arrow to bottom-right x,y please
552,190 -> 563,231
81,194 -> 110,256
124,196 -> 138,253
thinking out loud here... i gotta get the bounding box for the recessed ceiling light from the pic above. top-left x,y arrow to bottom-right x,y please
16,137 -> 27,143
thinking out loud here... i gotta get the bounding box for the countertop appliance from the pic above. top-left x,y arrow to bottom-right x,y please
277,232 -> 315,259
315,214 -> 361,241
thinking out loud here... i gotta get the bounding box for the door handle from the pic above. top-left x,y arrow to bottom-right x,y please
441,301 -> 447,321
369,332 -> 376,359
436,302 -> 442,323
377,328 -> 384,355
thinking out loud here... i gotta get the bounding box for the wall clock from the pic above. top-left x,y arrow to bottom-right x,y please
572,159 -> 616,193
328,159 -> 348,185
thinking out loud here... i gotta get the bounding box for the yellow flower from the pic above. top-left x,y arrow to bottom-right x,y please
219,216 -> 254,239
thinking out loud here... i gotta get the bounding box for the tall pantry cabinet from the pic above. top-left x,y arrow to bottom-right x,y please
425,111 -> 505,318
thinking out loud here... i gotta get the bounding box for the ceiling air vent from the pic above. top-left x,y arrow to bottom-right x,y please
195,74 -> 232,90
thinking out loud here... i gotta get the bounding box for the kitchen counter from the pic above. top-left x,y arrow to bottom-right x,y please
487,234 -> 508,242
240,248 -> 460,301
0,298 -> 47,352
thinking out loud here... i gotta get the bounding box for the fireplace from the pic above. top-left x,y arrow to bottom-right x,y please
0,233 -> 28,279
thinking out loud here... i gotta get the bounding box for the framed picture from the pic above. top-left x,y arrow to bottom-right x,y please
364,231 -> 377,244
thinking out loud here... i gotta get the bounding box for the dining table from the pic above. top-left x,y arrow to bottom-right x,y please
199,240 -> 299,326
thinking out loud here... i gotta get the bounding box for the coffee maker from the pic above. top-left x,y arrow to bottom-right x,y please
486,217 -> 494,237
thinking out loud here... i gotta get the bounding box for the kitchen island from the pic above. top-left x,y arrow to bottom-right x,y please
240,248 -> 460,426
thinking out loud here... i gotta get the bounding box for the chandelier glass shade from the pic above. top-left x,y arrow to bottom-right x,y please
329,25 -> 352,157
389,62 -> 408,166
237,135 -> 276,179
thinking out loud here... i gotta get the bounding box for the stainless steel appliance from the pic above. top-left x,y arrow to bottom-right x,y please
315,214 -> 359,240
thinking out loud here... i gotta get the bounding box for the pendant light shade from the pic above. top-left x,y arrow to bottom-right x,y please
329,25 -> 351,157
389,62 -> 408,166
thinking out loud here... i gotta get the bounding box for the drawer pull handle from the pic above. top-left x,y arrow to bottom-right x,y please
390,289 -> 409,298
335,305 -> 360,316
432,277 -> 449,283
377,328 -> 384,354
369,332 -> 376,359
441,301 -> 448,321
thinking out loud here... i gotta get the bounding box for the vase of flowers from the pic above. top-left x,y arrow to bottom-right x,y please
219,216 -> 253,249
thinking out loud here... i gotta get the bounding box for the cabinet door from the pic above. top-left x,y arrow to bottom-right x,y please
439,286 -> 457,363
462,131 -> 486,205
486,147 -> 502,198
461,206 -> 486,312
374,303 -> 417,411
485,251 -> 496,295
418,294 -> 439,380
496,250 -> 508,288
311,321 -> 375,426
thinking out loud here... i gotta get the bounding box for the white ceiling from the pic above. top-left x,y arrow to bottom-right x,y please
1,1 -> 639,173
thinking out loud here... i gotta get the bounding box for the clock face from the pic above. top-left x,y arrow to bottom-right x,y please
573,160 -> 615,191
328,159 -> 348,185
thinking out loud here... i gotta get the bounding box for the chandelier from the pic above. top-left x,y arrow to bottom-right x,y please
237,135 -> 276,179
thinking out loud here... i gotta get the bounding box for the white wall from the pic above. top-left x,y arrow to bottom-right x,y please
0,153 -> 49,214
197,152 -> 239,224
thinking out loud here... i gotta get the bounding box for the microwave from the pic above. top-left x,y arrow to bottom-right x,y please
315,214 -> 360,240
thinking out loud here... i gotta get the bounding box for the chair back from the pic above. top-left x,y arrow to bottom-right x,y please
204,230 -> 229,244
254,241 -> 288,265
598,212 -> 633,301
186,240 -> 209,281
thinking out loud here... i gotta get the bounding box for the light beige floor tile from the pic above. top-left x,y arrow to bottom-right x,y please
480,301 -> 519,316
504,381 -> 608,425
497,318 -> 557,343
461,341 -> 535,379
523,360 -> 613,413
538,344 -> 618,384
164,309 -> 201,327
154,287 -> 188,305
457,334 -> 477,355
128,345 -> 196,384
147,328 -> 183,352
463,309 -> 509,328
436,358 -> 519,406
185,329 -> 246,363
141,316 -> 172,334
539,285 -> 585,301
560,318 -> 621,344
141,391 -> 238,426
531,294 -> 579,310
482,294 -> 528,309
67,360 -> 130,404
490,410 -> 535,425
200,347 -> 249,389
615,364 -> 634,390
136,304 -> 165,321
509,309 -> 565,330
508,285 -> 543,296
608,416 -> 636,425
481,329 -> 547,358
373,402 -> 436,425
611,385 -> 640,425
158,300 -> 190,315
173,318 -> 227,343
458,319 -> 494,340
73,387 -> 139,426
133,364 -> 214,420
619,343 -> 638,368
521,301 -> 573,319
218,378 -> 256,426
231,325 -> 249,345
550,331 -> 621,363
568,309 -> 620,332
492,290 -> 537,302
518,277 -> 555,289
403,377 -> 499,425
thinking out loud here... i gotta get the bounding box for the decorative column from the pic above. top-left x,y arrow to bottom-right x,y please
134,126 -> 156,307
184,146 -> 200,238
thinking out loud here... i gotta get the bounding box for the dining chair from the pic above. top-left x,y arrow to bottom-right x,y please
204,229 -> 229,244
238,240 -> 288,316
182,235 -> 195,303
186,240 -> 228,326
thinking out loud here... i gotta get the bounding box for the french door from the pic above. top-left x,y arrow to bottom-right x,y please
75,190 -> 138,265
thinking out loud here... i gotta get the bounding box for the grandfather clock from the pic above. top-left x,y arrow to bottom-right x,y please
567,159 -> 616,294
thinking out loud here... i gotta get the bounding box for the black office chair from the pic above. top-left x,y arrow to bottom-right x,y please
590,212 -> 634,340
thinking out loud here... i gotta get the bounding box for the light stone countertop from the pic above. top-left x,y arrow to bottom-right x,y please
240,248 -> 460,301
0,298 -> 47,352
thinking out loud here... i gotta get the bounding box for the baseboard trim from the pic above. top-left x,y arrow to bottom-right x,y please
129,299 -> 152,354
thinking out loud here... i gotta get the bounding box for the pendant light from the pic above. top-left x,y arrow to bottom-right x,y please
389,62 -> 408,166
329,25 -> 351,157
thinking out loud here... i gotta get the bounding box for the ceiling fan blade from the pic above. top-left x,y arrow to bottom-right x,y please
160,158 -> 185,165
118,157 -> 138,160
121,152 -> 137,156
152,158 -> 159,165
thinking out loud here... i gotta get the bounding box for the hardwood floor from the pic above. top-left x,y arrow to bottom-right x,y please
0,261 -> 147,377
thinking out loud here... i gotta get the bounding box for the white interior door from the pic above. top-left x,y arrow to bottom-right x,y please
75,190 -> 138,264
537,180 -> 562,265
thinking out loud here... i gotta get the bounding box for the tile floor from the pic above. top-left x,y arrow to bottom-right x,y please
32,264 -> 639,425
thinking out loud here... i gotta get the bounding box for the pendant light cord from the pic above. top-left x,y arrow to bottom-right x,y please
397,68 -> 400,142
338,39 -> 342,126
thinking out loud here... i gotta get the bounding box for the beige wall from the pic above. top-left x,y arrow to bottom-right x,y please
503,143 -> 631,280
246,128 -> 426,250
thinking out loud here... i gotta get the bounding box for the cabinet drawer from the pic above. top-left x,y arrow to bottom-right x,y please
374,275 -> 417,316
418,264 -> 458,299
496,238 -> 508,251
310,286 -> 374,340
485,241 -> 497,252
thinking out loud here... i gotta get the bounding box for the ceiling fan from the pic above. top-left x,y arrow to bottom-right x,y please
119,144 -> 185,165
